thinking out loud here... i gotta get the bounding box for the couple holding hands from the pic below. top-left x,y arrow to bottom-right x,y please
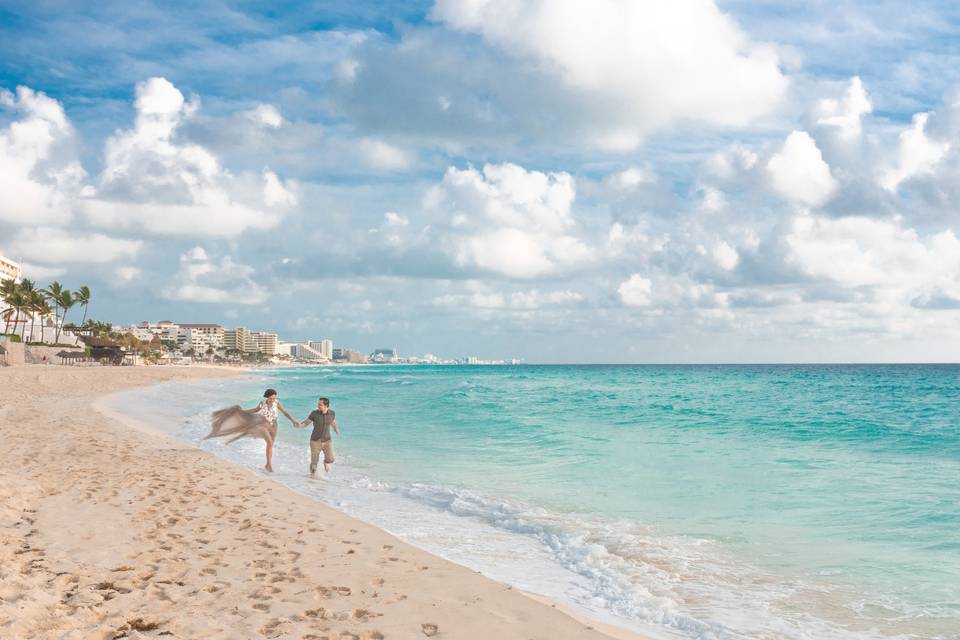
206,388 -> 339,476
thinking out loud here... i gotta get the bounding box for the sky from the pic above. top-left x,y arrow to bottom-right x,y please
3,0 -> 960,363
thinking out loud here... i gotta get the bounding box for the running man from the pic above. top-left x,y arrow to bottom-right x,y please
299,397 -> 339,476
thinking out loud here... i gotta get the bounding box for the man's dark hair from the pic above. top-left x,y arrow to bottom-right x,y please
319,397 -> 330,407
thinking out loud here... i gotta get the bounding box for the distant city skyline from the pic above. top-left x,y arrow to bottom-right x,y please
4,2 -> 960,363
116,317 -> 510,364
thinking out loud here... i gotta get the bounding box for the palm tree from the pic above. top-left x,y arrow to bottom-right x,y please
75,286 -> 91,325
1,278 -> 18,334
0,278 -> 16,298
3,291 -> 29,339
15,279 -> 35,341
45,281 -> 65,340
34,297 -> 52,343
28,290 -> 46,342
1,305 -> 17,336
56,290 -> 74,344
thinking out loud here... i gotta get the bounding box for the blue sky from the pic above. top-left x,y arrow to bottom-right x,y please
3,0 -> 960,362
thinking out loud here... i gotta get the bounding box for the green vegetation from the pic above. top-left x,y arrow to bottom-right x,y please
1,277 -> 92,344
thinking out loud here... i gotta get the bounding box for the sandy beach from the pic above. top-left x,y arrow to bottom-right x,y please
0,365 -> 641,640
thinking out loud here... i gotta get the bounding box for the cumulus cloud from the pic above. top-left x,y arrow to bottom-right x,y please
357,138 -> 413,170
425,163 -> 591,278
430,0 -> 787,149
618,274 -> 653,307
384,211 -> 409,227
337,58 -> 361,82
704,144 -> 759,180
9,226 -> 142,264
786,213 -> 960,297
163,246 -> 267,304
114,266 -> 142,283
815,76 -> 872,140
246,104 -> 284,129
262,169 -> 297,207
767,131 -> 837,206
605,167 -> 656,190
434,288 -> 583,309
81,77 -> 297,236
0,86 -> 84,225
881,113 -> 949,192
712,241 -> 740,271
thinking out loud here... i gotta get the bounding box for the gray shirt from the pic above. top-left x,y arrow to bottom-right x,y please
307,409 -> 336,442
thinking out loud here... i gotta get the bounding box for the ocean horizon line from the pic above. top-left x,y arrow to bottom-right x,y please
280,360 -> 960,367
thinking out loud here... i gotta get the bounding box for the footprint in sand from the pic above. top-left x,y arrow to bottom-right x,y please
316,585 -> 352,598
249,585 -> 280,600
421,623 -> 439,637
352,608 -> 382,622
258,618 -> 291,638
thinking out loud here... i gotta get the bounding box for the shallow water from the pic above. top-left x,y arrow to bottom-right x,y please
108,364 -> 960,639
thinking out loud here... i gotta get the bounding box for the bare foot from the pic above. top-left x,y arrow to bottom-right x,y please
265,464 -> 274,473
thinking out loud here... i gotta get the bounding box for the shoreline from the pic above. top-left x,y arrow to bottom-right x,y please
1,364 -> 647,639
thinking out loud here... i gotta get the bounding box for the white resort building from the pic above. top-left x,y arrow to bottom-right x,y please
178,323 -> 225,353
0,251 -> 22,283
252,331 -> 278,356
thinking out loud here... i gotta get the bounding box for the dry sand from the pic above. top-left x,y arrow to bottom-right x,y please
0,365 -> 644,640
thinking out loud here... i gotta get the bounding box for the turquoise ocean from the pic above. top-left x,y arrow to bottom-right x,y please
107,364 -> 960,639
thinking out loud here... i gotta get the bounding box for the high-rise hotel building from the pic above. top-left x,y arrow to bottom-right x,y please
0,251 -> 22,283
224,327 -> 257,352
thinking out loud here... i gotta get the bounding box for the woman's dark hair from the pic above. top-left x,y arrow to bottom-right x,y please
263,388 -> 277,398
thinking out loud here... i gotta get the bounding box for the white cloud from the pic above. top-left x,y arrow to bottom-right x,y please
816,76 -> 872,140
246,104 -> 284,129
357,138 -> 412,170
336,58 -> 360,82
19,262 -> 65,280
606,222 -> 667,257
434,288 -> 582,309
262,169 -> 298,207
431,0 -> 787,149
767,131 -> 837,207
881,113 -> 949,192
0,86 -> 84,225
163,246 -> 267,305
510,289 -> 583,309
712,241 -> 740,270
384,211 -> 409,227
426,163 -> 591,278
115,266 -> 142,283
618,274 -> 653,307
434,292 -> 505,308
81,77 -> 295,237
605,167 -> 655,190
700,186 -> 728,212
10,227 -> 142,264
704,144 -> 758,180
786,214 -> 960,309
